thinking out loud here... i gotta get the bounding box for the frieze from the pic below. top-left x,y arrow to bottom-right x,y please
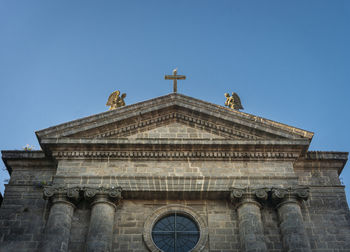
52,150 -> 299,160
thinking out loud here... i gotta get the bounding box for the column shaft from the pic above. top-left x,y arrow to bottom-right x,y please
277,201 -> 311,252
41,198 -> 75,252
86,195 -> 116,252
237,200 -> 267,252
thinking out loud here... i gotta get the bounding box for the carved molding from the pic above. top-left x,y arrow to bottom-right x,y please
52,150 -> 299,160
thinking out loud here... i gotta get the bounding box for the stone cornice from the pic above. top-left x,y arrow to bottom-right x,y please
295,151 -> 348,175
41,138 -> 310,146
304,151 -> 348,160
51,150 -> 301,160
1,150 -> 54,175
39,138 -> 309,160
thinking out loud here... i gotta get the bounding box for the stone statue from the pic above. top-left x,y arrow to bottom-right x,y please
106,90 -> 126,110
224,92 -> 243,110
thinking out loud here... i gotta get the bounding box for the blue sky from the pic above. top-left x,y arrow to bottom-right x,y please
1,1 -> 349,202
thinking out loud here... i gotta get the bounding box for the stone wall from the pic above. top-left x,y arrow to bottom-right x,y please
293,152 -> 350,251
0,151 -> 56,252
1,150 -> 349,251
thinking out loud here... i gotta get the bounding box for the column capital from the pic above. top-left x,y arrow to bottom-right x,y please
272,187 -> 309,207
84,186 -> 123,207
43,185 -> 123,207
230,187 -> 270,208
43,185 -> 81,207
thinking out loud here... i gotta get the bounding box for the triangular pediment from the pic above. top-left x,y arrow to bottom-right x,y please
36,93 -> 314,143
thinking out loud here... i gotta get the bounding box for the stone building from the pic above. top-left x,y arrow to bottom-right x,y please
1,93 -> 349,251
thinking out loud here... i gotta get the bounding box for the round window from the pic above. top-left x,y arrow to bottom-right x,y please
152,213 -> 200,252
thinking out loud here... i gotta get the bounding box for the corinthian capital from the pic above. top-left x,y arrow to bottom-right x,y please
272,187 -> 309,203
230,187 -> 270,203
43,185 -> 82,202
83,186 -> 123,202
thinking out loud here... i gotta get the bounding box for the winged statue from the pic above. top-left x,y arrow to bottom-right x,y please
106,90 -> 126,110
224,92 -> 243,110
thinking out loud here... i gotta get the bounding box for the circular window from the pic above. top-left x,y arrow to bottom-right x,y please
143,205 -> 208,252
152,213 -> 200,251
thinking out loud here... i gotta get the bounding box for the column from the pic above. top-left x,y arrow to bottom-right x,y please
272,187 -> 311,252
41,186 -> 80,252
231,188 -> 269,252
85,187 -> 122,252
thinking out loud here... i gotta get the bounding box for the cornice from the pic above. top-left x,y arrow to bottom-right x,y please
40,138 -> 309,160
41,138 -> 310,145
52,150 -> 301,160
295,151 -> 348,175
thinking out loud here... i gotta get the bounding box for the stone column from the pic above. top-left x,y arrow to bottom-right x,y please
85,187 -> 122,252
41,186 -> 80,252
272,187 -> 311,252
231,188 -> 269,252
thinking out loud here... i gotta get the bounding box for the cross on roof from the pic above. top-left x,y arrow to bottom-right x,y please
164,68 -> 186,93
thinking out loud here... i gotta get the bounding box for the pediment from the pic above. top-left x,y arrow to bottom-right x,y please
36,93 -> 314,143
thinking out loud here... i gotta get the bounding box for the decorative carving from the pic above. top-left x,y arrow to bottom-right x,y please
230,187 -> 269,204
53,150 -> 299,161
295,188 -> 310,200
271,188 -> 286,200
231,188 -> 244,199
109,187 -> 123,199
43,186 -> 123,203
43,185 -> 71,200
43,186 -> 56,199
84,187 -> 98,199
225,92 -> 243,110
106,90 -> 126,110
272,187 -> 310,203
83,186 -> 123,202
255,188 -> 269,200
67,187 -> 80,200
230,187 -> 309,205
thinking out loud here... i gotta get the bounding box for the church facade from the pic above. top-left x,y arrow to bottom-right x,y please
1,93 -> 349,252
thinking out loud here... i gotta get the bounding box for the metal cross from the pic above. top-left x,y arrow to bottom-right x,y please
165,68 -> 186,93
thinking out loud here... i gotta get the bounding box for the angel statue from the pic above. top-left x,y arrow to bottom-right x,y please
224,92 -> 243,110
106,90 -> 126,110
